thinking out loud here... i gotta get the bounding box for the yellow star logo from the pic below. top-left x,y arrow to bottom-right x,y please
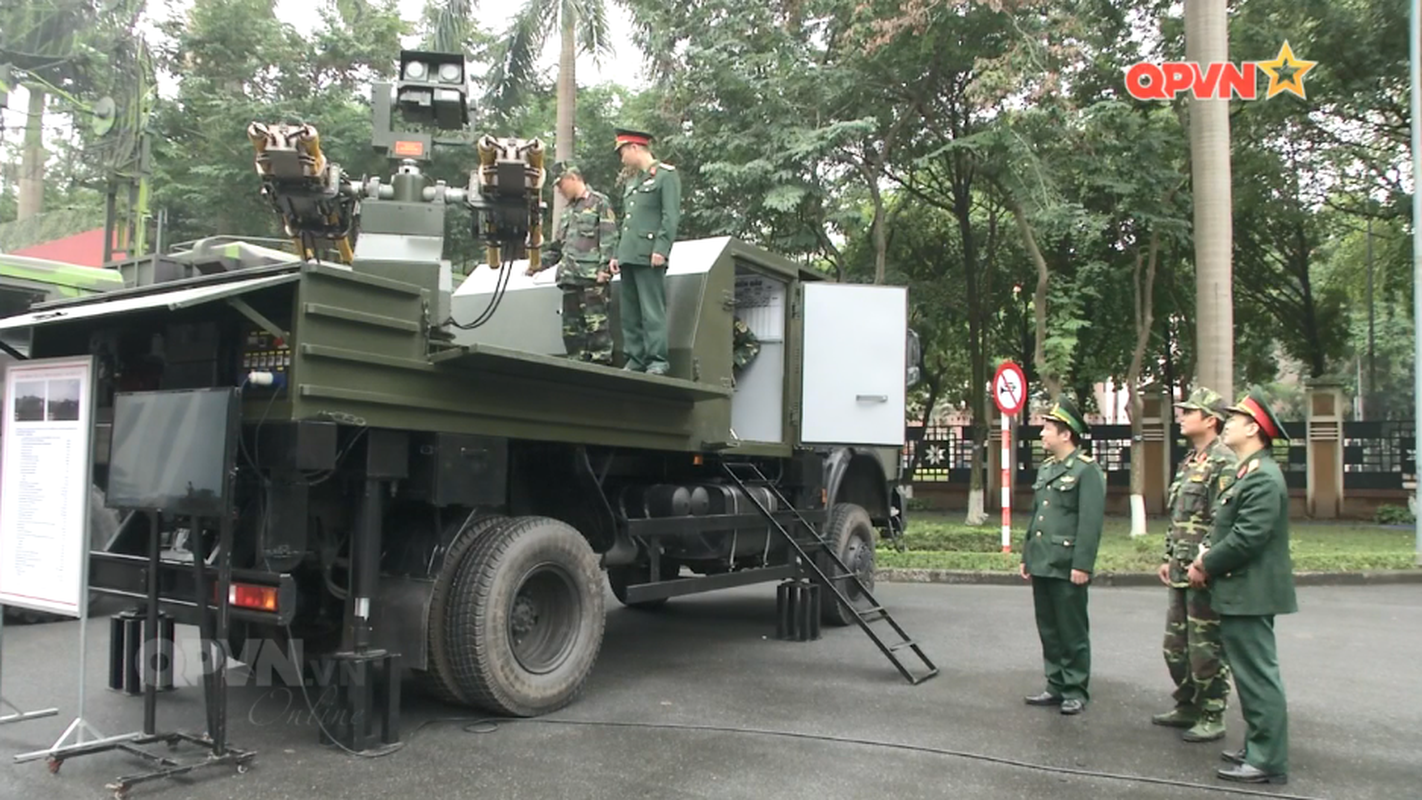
1256,41 -> 1316,100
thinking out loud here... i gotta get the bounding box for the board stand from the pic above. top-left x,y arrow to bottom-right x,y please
16,508 -> 255,798
0,611 -> 60,725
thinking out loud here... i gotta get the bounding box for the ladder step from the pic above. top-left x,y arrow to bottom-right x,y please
889,639 -> 917,652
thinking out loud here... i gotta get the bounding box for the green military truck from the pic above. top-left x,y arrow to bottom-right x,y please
0,51 -> 932,749
0,253 -> 126,624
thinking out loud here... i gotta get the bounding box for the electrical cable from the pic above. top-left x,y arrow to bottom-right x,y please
374,715 -> 1327,800
446,253 -> 515,330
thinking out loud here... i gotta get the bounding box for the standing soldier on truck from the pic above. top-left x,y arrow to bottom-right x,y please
531,161 -> 619,366
1153,386 -> 1237,743
609,127 -> 680,376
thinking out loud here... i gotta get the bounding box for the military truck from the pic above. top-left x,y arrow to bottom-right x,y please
0,253 -> 126,624
0,50 -> 932,747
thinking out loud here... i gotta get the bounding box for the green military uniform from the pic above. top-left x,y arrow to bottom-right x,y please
1154,387 -> 1238,741
1022,398 -> 1105,713
731,315 -> 759,388
539,162 -> 619,365
1200,386 -> 1297,784
613,128 -> 681,375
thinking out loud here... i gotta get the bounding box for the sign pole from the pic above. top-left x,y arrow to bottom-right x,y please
1411,0 -> 1421,566
992,361 -> 1028,556
1000,412 -> 1011,553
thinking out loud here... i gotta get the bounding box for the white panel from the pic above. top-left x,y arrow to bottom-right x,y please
0,272 -> 301,332
730,343 -> 783,443
734,272 -> 785,342
799,283 -> 907,446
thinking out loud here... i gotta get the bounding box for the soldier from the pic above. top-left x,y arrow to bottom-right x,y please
1152,386 -> 1238,742
1021,396 -> 1105,716
731,315 -> 759,388
531,161 -> 618,365
609,127 -> 681,376
1188,386 -> 1297,786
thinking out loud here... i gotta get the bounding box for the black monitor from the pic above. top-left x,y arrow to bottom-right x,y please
106,387 -> 240,517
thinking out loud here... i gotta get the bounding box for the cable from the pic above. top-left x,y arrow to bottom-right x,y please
446,253 -> 515,330
384,716 -> 1328,800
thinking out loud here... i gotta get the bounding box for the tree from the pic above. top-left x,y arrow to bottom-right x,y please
484,0 -> 615,223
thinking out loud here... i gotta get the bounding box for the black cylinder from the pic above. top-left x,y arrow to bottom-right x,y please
688,486 -> 710,516
645,484 -> 692,517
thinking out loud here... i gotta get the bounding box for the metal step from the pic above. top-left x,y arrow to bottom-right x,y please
719,460 -> 939,686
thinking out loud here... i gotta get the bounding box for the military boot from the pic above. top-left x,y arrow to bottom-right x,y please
1150,704 -> 1199,728
1182,711 -> 1226,742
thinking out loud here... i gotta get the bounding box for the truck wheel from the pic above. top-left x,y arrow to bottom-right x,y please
447,516 -> 605,717
412,513 -> 509,706
607,558 -> 679,611
3,484 -> 121,625
818,503 -> 878,627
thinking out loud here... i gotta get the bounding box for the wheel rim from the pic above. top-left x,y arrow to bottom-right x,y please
842,533 -> 873,601
508,562 -> 581,674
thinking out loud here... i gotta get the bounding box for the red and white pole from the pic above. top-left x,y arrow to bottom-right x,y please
1000,413 -> 1012,552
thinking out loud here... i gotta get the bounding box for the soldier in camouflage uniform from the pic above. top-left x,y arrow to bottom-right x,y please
532,161 -> 619,365
1153,386 -> 1238,742
731,316 -> 759,388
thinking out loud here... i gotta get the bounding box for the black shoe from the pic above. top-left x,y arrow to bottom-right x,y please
1059,699 -> 1085,715
1024,691 -> 1063,706
1217,764 -> 1286,785
1220,748 -> 1246,765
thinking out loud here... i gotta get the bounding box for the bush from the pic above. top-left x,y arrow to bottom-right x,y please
1374,504 -> 1414,525
898,527 -> 1006,552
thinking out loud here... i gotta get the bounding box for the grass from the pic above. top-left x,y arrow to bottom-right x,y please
877,513 -> 1421,573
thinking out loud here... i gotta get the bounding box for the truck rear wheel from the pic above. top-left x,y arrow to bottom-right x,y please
818,502 -> 878,627
447,516 -> 605,717
412,513 -> 509,706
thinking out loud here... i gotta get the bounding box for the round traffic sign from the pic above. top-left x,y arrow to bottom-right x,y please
993,361 -> 1027,416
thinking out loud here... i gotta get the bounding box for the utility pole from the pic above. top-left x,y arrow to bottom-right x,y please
1367,218 -> 1376,420
1410,0 -> 1421,566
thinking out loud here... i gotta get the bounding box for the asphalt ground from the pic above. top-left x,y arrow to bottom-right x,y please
0,581 -> 1418,800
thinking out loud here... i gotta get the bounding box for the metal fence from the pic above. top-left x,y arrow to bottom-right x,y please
904,421 -> 1416,491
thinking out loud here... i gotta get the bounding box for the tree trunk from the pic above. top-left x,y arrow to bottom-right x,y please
17,87 -> 46,220
1127,231 -> 1160,537
1185,0 -> 1234,401
1006,198 -> 1062,399
552,11 -> 577,225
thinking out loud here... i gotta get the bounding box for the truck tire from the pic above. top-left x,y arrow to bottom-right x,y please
447,516 -> 605,717
607,558 -> 679,611
818,502 -> 878,627
3,484 -> 121,625
412,513 -> 509,706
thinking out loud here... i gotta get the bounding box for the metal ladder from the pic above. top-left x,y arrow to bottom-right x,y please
720,461 -> 939,686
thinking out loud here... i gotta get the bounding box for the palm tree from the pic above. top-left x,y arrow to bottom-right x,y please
487,0 -> 614,223
1184,0 -> 1234,401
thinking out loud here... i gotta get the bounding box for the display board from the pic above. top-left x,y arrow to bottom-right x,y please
0,356 -> 96,617
106,388 -> 240,517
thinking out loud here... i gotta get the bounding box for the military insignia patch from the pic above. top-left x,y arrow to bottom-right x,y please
1219,476 -> 1229,492
1236,464 -> 1248,479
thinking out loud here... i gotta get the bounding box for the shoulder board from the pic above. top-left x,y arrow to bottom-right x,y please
1078,454 -> 1095,462
660,162 -> 675,170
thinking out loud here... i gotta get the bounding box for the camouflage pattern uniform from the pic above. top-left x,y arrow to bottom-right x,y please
731,316 -> 759,387
1155,387 -> 1238,741
542,163 -> 619,365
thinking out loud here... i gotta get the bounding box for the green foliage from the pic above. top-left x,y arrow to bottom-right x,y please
1374,505 -> 1414,526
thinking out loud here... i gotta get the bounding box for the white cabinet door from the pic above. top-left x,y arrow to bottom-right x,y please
799,283 -> 907,446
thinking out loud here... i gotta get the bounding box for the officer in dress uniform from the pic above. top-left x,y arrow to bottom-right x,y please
1189,386 -> 1297,785
1153,386 -> 1237,742
608,127 -> 681,375
531,161 -> 619,365
1021,397 -> 1105,716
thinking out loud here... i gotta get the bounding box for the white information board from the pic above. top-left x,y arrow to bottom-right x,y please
0,356 -> 95,618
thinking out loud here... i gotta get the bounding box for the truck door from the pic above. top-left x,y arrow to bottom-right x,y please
798,283 -> 907,447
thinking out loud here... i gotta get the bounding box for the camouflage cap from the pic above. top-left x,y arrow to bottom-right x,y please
1045,396 -> 1088,437
1226,385 -> 1291,442
549,160 -> 581,184
1174,386 -> 1228,422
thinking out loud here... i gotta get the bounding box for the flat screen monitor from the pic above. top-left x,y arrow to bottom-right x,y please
106,387 -> 240,516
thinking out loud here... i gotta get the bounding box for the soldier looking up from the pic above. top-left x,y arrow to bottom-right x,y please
1153,386 -> 1238,743
1021,397 -> 1105,717
609,127 -> 681,376
1189,386 -> 1297,786
530,161 -> 619,366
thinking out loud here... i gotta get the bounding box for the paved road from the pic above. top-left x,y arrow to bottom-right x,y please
0,582 -> 1417,799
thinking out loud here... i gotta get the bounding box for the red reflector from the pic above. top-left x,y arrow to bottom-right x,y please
220,584 -> 279,612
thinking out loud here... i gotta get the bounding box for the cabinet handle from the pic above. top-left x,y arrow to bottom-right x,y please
856,394 -> 888,403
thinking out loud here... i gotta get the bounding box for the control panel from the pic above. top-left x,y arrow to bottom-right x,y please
240,326 -> 292,391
